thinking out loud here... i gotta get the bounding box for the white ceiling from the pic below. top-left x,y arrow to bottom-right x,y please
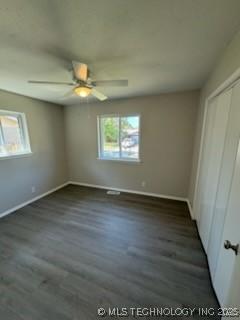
1,0 -> 240,105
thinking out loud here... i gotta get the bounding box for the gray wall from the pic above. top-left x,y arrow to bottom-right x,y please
0,90 -> 68,214
189,29 -> 240,208
65,91 -> 199,198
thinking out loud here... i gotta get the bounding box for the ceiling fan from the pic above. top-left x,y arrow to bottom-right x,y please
28,61 -> 128,101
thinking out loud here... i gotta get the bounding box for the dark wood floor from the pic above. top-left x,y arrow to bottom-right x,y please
0,185 -> 219,319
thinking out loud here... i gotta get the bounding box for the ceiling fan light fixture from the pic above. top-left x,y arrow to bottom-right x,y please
74,86 -> 92,97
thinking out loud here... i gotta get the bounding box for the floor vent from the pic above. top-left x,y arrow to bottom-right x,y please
107,190 -> 121,195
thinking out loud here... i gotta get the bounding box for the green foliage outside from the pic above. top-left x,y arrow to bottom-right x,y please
103,118 -> 133,143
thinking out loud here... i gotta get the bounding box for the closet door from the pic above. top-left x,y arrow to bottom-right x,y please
208,82 -> 240,278
213,136 -> 240,308
207,84 -> 240,276
196,90 -> 231,251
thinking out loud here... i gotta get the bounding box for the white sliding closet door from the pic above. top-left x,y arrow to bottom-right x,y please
196,89 -> 232,251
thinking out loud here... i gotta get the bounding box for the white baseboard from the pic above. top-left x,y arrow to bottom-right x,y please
68,181 -> 187,202
0,182 -> 69,219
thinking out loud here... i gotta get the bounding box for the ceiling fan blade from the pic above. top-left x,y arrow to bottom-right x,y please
72,61 -> 88,81
91,88 -> 108,101
92,79 -> 128,87
28,80 -> 75,86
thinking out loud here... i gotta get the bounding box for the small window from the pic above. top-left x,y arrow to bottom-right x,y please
0,110 -> 31,158
98,115 -> 140,161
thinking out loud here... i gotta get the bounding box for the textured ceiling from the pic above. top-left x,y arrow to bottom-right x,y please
1,0 -> 240,105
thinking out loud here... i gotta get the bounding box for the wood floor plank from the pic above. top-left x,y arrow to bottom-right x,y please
0,185 -> 219,319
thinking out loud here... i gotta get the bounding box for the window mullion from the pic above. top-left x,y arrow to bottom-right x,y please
119,116 -> 122,159
100,117 -> 104,158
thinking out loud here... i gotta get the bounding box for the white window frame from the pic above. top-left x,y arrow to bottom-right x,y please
97,114 -> 141,163
0,109 -> 32,159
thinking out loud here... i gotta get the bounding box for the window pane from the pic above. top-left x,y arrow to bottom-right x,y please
101,117 -> 120,158
0,116 -> 23,154
121,116 -> 139,159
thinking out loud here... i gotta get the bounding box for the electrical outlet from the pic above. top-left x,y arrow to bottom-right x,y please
31,186 -> 36,193
141,181 -> 146,188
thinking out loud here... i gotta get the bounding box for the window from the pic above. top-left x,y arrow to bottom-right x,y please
98,115 -> 140,161
0,110 -> 31,158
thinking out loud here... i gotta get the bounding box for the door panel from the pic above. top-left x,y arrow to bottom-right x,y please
197,90 -> 231,250
222,256 -> 240,319
213,137 -> 240,307
195,80 -> 240,308
208,84 -> 240,277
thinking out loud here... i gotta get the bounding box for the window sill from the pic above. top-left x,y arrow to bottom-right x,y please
97,157 -> 141,164
0,151 -> 33,160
